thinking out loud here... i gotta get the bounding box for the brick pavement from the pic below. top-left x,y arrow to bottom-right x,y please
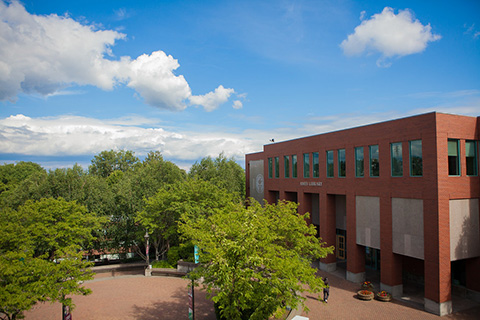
24,272 -> 479,320
25,275 -> 216,320
301,270 -> 480,320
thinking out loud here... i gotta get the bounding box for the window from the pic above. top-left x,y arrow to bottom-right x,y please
303,153 -> 310,178
292,155 -> 297,178
338,149 -> 346,177
370,145 -> 379,177
274,157 -> 279,178
410,140 -> 422,176
391,142 -> 403,177
313,152 -> 319,178
355,147 -> 364,177
268,158 -> 273,178
284,155 -> 290,178
466,140 -> 478,176
326,150 -> 334,178
448,139 -> 460,176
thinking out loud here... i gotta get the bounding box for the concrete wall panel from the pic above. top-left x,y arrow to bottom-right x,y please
450,199 -> 480,261
392,198 -> 424,259
356,196 -> 380,249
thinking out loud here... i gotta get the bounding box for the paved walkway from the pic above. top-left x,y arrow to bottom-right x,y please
25,275 -> 216,320
25,272 -> 479,319
303,270 -> 480,320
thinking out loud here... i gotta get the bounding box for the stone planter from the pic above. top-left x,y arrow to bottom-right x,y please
376,292 -> 392,302
357,290 -> 374,301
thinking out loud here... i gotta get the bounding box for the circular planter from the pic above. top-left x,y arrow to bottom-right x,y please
376,294 -> 392,302
357,290 -> 374,301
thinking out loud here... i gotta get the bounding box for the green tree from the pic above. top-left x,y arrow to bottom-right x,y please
0,164 -> 47,209
0,198 -> 101,320
0,249 -> 94,320
136,179 -> 232,262
189,153 -> 245,199
0,162 -> 44,195
101,170 -> 141,254
136,151 -> 186,200
13,198 -> 102,260
179,199 -> 334,320
89,149 -> 140,178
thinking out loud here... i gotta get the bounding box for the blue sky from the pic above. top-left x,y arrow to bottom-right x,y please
1,0 -> 479,170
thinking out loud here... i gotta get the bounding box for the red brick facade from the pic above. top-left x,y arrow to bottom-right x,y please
246,112 -> 480,315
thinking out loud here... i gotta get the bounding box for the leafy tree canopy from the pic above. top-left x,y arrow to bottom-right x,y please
0,198 -> 100,320
136,179 -> 233,262
179,199 -> 334,320
9,198 -> 103,260
0,162 -> 44,195
189,152 -> 245,199
89,149 -> 140,178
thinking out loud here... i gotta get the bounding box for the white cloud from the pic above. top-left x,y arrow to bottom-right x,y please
233,100 -> 243,109
0,1 -> 237,111
341,7 -> 441,66
125,52 -> 192,111
189,85 -> 234,112
0,114 -> 260,163
1,102 -> 478,169
359,11 -> 366,21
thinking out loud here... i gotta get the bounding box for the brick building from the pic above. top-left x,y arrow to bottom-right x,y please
245,112 -> 480,316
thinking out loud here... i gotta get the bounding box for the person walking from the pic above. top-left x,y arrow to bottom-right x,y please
323,277 -> 330,303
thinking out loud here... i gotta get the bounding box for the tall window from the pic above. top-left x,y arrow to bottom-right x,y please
284,155 -> 290,178
355,147 -> 364,177
274,156 -> 279,178
466,140 -> 478,176
326,150 -> 334,178
303,153 -> 310,178
268,157 -> 273,178
391,142 -> 403,177
313,152 -> 319,178
448,139 -> 460,176
292,155 -> 297,178
338,149 -> 346,177
370,145 -> 379,177
410,140 -> 422,176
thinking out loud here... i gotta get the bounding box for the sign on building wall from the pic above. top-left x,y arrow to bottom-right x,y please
249,160 -> 264,203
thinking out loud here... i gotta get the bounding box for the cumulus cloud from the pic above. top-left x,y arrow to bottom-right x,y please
0,1 -> 237,111
0,114 -> 259,163
189,85 -> 235,112
2,102 -> 478,169
341,7 -> 441,66
233,100 -> 243,109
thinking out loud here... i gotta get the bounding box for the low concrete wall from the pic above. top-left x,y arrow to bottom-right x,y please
177,261 -> 198,274
92,261 -> 197,279
151,268 -> 186,277
92,262 -> 145,279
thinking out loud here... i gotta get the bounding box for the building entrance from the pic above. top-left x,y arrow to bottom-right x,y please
336,228 -> 347,261
336,235 -> 346,259
365,247 -> 380,270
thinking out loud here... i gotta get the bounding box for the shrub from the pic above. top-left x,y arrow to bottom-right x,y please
152,260 -> 174,269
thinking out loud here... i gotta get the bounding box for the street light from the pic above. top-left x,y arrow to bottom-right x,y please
144,230 -> 150,268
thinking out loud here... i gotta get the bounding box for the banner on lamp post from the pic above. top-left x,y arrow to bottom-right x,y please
194,245 -> 199,264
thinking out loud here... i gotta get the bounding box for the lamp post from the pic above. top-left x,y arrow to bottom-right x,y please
144,230 -> 150,268
144,230 -> 151,277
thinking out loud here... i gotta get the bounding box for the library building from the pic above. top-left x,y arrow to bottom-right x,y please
245,112 -> 480,316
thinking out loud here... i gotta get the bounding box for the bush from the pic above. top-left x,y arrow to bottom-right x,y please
151,260 -> 174,269
167,247 -> 180,266
167,243 -> 194,266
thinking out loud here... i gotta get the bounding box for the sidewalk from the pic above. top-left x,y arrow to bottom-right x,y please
24,271 -> 479,319
25,276 -> 216,320
301,268 -> 480,320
